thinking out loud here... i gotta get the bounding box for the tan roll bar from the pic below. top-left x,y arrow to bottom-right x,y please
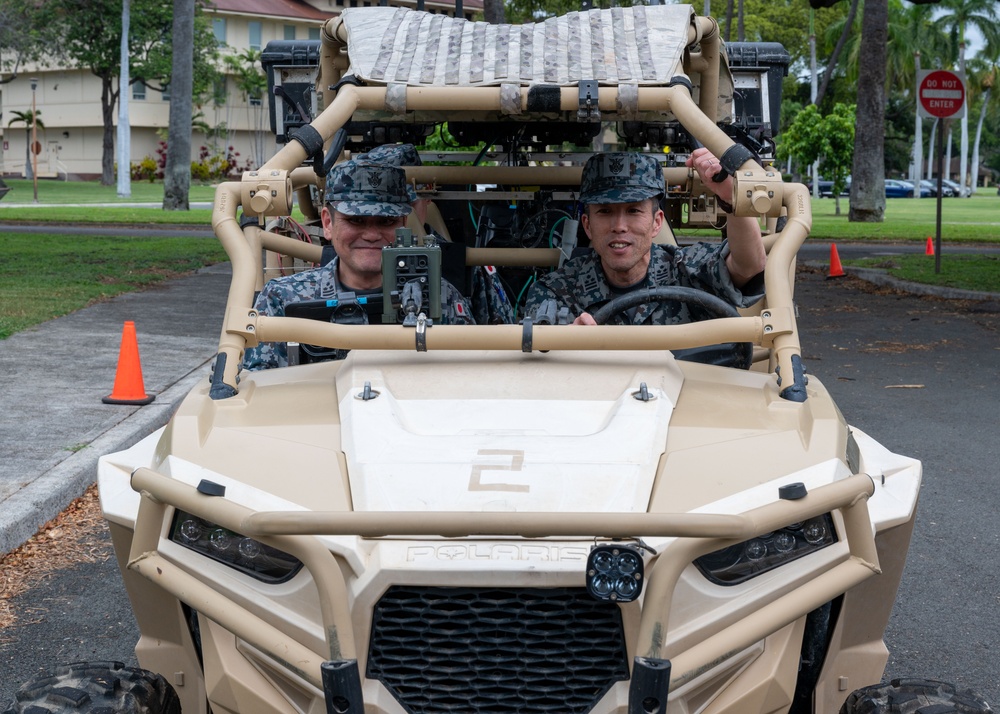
209,23 -> 805,400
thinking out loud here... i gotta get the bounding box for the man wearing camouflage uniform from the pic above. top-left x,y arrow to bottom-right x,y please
243,159 -> 474,370
358,143 -> 514,325
524,149 -> 765,326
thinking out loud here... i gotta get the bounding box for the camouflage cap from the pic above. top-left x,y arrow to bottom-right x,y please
579,152 -> 665,205
357,144 -> 423,202
360,143 -> 422,168
324,160 -> 413,217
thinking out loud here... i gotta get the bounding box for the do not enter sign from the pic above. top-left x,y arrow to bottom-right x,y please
918,69 -> 966,120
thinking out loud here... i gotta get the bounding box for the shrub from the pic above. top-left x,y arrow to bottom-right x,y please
131,156 -> 159,182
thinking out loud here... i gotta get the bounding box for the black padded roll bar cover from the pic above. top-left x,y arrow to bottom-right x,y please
331,73 -> 362,92
321,660 -> 364,714
209,353 -> 238,400
667,75 -> 693,92
628,657 -> 672,714
526,85 -> 562,113
290,125 -> 325,159
719,143 -> 756,176
777,354 -> 808,402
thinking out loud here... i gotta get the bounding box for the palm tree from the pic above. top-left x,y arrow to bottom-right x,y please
223,48 -> 268,167
6,109 -> 44,180
932,0 -> 1000,195
816,0 -> 860,108
896,4 -> 947,193
966,53 -> 999,195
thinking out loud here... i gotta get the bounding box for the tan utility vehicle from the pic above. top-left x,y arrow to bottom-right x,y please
4,4 -> 992,714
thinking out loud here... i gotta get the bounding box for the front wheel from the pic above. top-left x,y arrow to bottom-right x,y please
3,661 -> 180,714
840,678 -> 992,714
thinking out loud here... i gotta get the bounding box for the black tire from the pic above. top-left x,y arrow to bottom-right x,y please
3,661 -> 181,714
840,677 -> 992,714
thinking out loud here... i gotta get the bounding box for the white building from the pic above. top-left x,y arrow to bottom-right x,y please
0,0 -> 481,180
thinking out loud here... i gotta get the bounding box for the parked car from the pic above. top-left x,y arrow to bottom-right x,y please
805,179 -> 833,197
884,178 -> 926,198
941,178 -> 968,197
919,179 -> 954,197
806,179 -> 849,198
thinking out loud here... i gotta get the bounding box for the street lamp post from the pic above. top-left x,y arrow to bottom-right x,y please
30,77 -> 39,204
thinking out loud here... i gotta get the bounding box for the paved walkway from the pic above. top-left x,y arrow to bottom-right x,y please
0,263 -> 231,554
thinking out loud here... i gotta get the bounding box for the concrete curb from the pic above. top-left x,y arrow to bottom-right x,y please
0,363 -> 211,555
805,262 -> 1000,303
845,267 -> 1000,302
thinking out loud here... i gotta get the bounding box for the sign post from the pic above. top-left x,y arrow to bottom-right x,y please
917,69 -> 965,273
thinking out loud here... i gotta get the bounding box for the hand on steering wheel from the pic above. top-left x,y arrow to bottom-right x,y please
588,286 -> 753,370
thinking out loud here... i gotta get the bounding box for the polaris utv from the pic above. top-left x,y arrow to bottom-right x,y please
4,4 -> 992,714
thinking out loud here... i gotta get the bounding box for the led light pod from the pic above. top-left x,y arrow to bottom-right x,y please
587,544 -> 645,603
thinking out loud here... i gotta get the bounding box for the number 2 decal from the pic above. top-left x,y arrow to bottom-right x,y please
469,449 -> 529,492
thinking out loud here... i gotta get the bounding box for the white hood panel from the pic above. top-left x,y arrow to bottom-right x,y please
341,377 -> 675,513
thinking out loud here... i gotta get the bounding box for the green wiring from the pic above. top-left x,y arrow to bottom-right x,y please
468,195 -> 479,233
515,275 -> 536,318
548,215 -> 568,248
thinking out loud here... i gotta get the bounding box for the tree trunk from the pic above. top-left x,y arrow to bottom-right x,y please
100,76 -> 116,186
483,0 -> 504,24
926,118 -> 936,181
24,127 -> 32,180
970,87 -> 988,195
848,0 -> 886,223
737,0 -> 745,41
958,47 -> 969,196
816,0 -> 859,108
723,0 -> 734,42
164,0 -> 195,211
911,51 -> 922,196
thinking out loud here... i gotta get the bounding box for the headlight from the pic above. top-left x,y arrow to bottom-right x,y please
169,511 -> 303,583
587,544 -> 645,603
694,514 -> 838,586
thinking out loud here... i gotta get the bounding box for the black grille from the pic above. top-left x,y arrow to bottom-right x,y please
367,586 -> 630,714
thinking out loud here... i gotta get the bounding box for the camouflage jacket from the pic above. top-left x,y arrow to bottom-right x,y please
523,242 -> 764,325
243,257 -> 475,370
469,264 -> 515,325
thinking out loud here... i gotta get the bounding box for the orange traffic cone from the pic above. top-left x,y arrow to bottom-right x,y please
102,321 -> 155,405
828,243 -> 845,278
925,236 -> 935,255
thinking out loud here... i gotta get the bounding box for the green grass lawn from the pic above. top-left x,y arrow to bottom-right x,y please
843,253 -> 1000,293
0,231 -> 227,339
677,193 -> 1000,244
0,177 -> 217,205
809,192 -> 1000,243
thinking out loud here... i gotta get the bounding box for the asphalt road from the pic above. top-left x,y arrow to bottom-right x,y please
1,267 -> 998,708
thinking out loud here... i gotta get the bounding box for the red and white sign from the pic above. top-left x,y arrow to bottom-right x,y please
917,69 -> 966,120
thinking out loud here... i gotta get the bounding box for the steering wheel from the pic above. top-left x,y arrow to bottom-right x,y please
589,286 -> 754,370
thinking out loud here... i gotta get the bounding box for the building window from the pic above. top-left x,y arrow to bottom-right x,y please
249,21 -> 262,51
213,18 -> 227,46
132,82 -> 146,100
308,27 -> 321,40
213,77 -> 227,105
249,95 -> 262,106
162,85 -> 170,101
284,24 -> 295,40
